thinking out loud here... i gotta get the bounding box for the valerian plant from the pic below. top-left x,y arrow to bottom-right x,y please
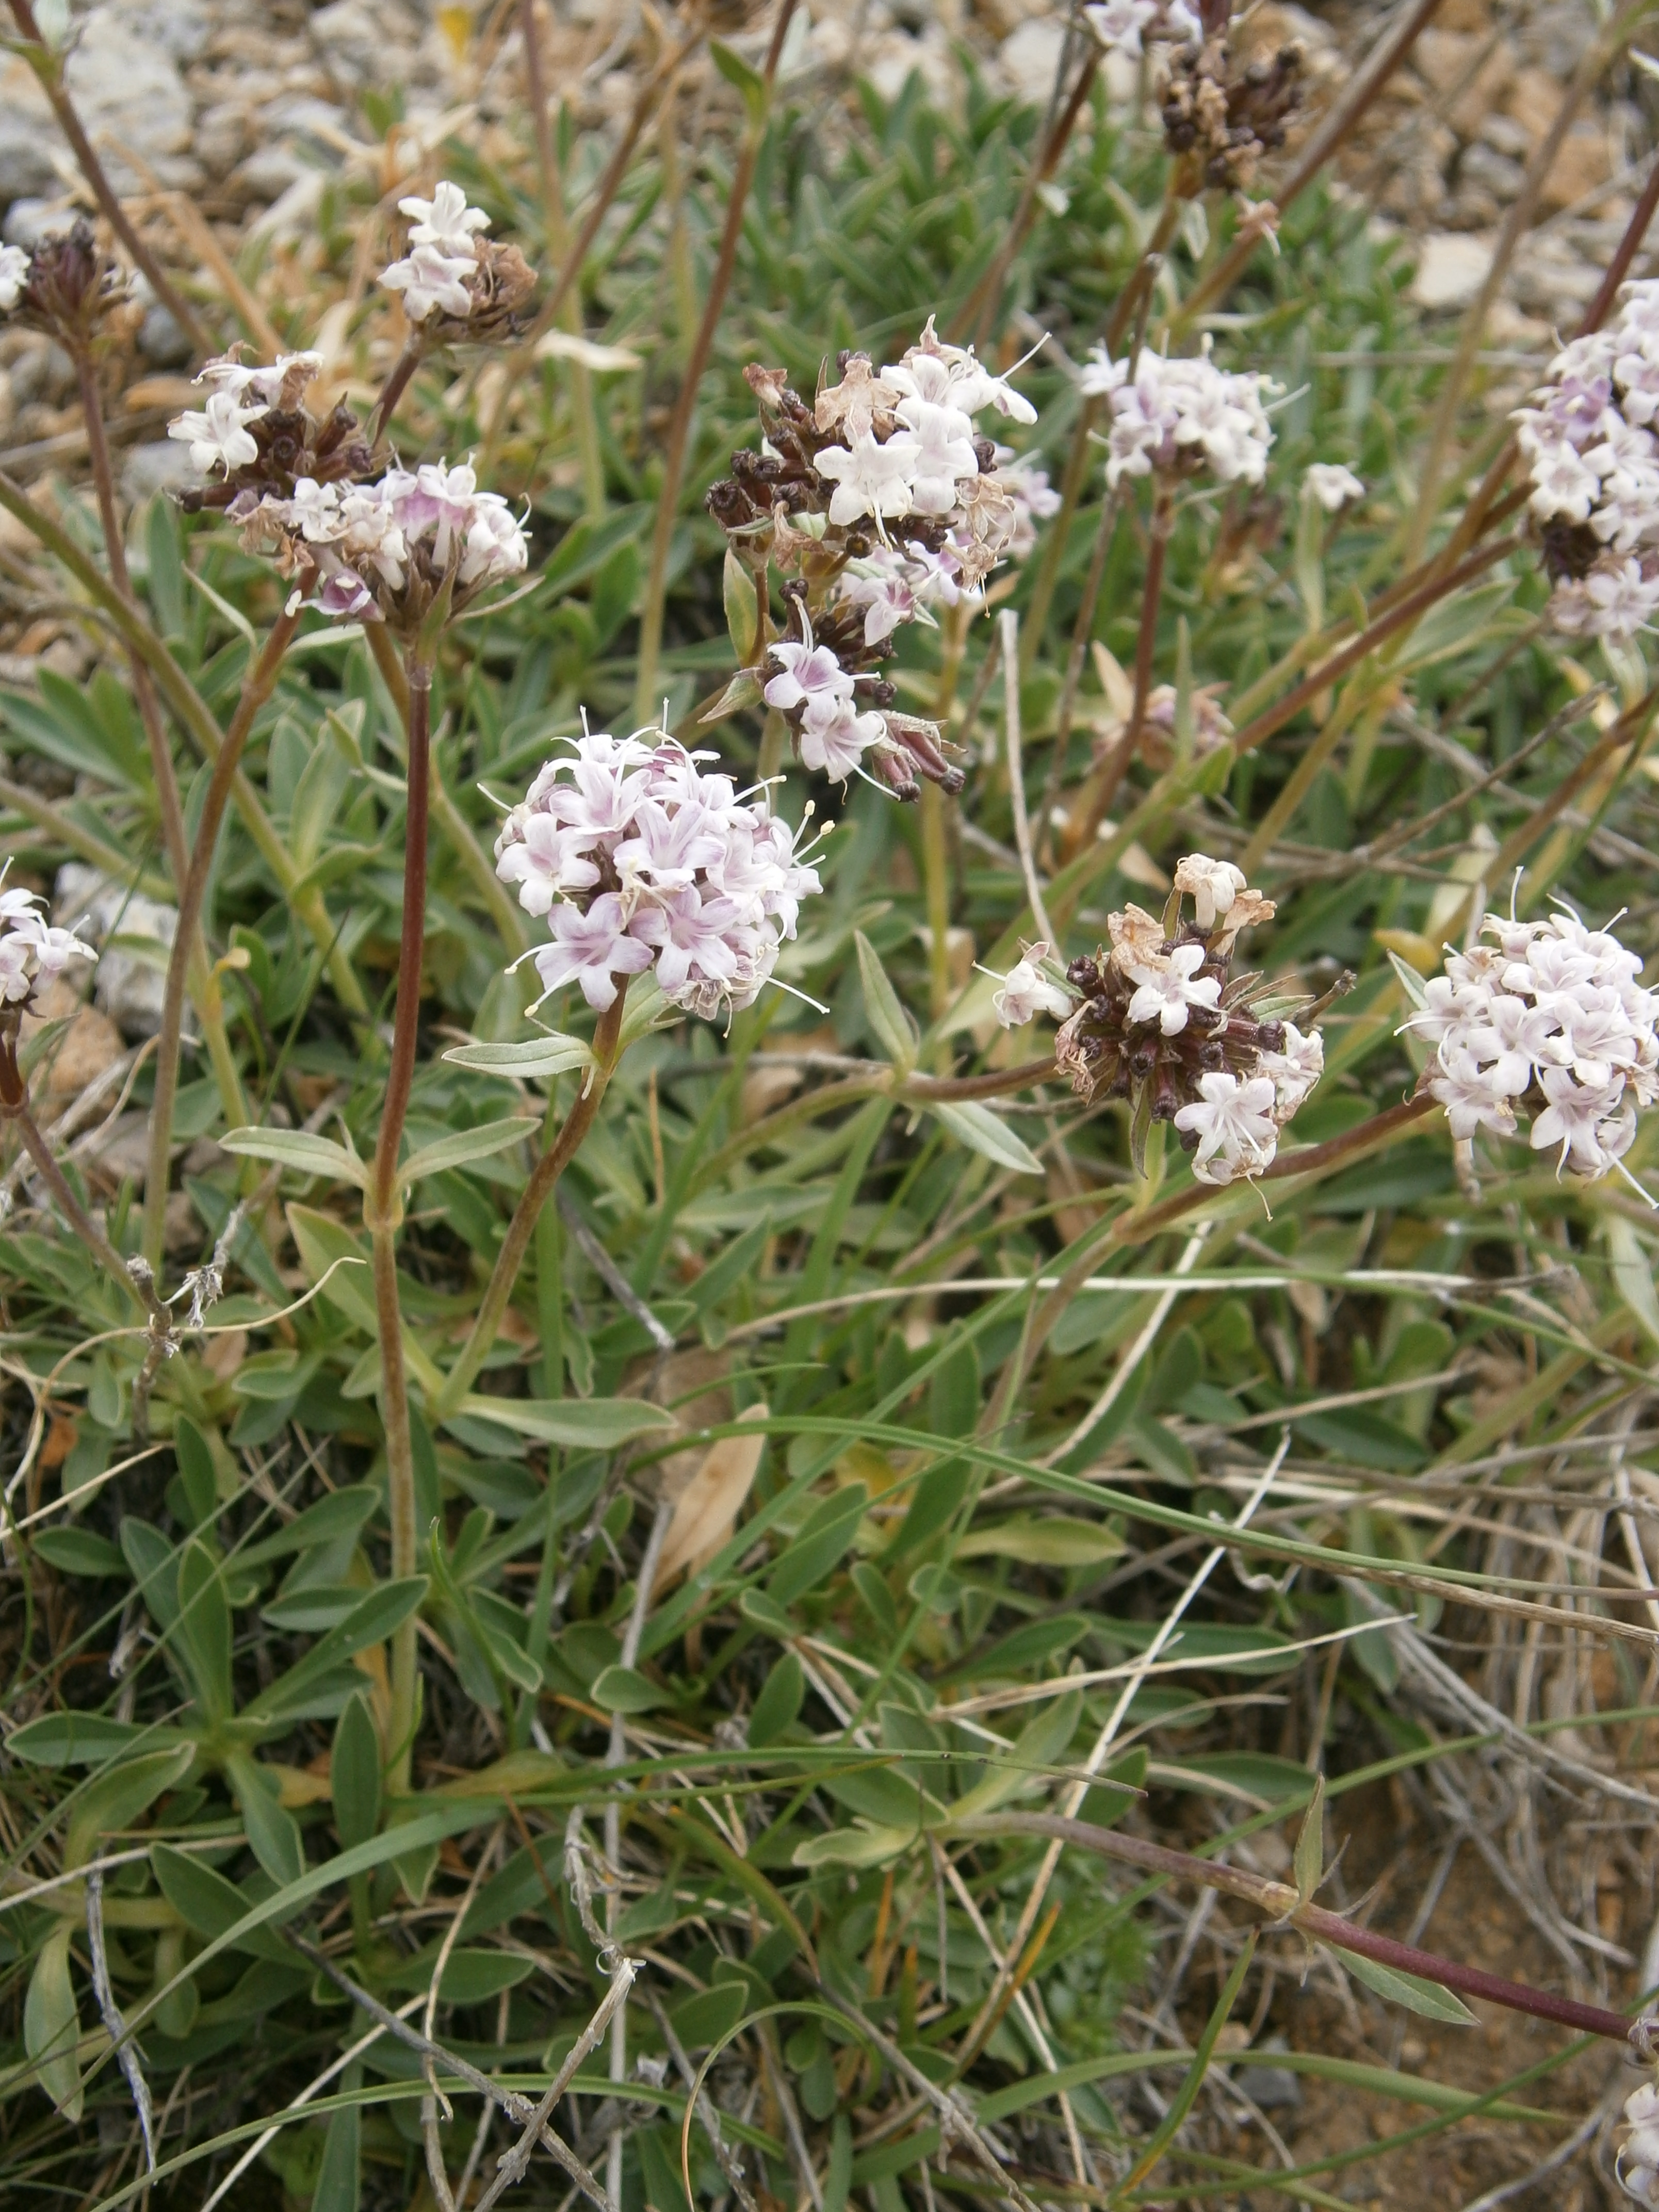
3,4 -> 1659,2210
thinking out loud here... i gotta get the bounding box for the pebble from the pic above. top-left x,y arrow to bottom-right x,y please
1410,232 -> 1495,312
54,863 -> 180,1038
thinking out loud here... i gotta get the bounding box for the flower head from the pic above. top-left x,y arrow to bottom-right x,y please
1083,341 -> 1277,489
0,244 -> 28,314
1303,462 -> 1364,511
497,727 -> 826,1023
0,879 -> 95,1006
1413,895 -> 1656,1186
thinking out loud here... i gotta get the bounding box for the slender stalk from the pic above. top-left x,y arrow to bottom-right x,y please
75,343 -> 247,1142
364,622 -> 528,953
370,340 -> 426,449
966,1813 -> 1635,2044
1017,397 -> 1100,679
372,654 -> 433,1794
141,603 -> 303,1269
3,1089 -> 159,1324
1228,535 -> 1515,760
1000,607 -> 1054,948
1070,482 -> 1171,846
919,782 -> 952,1018
6,0 -> 211,355
632,0 -> 800,725
432,982 -> 630,1420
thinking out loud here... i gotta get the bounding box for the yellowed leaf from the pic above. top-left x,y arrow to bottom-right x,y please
658,1404 -> 768,1586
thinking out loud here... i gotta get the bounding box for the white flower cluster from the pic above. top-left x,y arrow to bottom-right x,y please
0,881 -> 95,1005
1404,904 -> 1657,1182
167,351 -> 324,477
1084,0 -> 1200,57
1514,282 -> 1659,639
812,320 -> 1037,556
1622,2080 -> 1659,2204
985,855 -> 1324,1186
381,180 -> 492,323
1303,462 -> 1364,512
494,728 -> 824,1021
248,459 -> 527,620
0,242 -> 28,313
1081,339 -> 1277,489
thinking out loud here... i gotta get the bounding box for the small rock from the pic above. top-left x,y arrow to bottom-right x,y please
0,58 -> 61,206
164,1189 -> 200,1257
1478,112 -> 1531,162
999,17 -> 1066,104
54,865 -> 180,1039
44,1003 -> 126,1106
1410,232 -> 1494,312
1235,2040 -> 1302,2111
122,440 -> 199,505
86,1108 -> 151,1183
2,198 -> 77,250
1505,66 -> 1562,147
63,8 -> 194,195
195,101 -> 252,181
1459,142 -> 1524,204
1512,236 -> 1604,317
138,305 -> 192,367
1442,41 -> 1515,143
1541,124 -> 1611,215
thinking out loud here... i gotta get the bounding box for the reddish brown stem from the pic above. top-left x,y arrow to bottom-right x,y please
1229,536 -> 1516,760
371,661 -> 432,1223
371,339 -> 427,450
903,1056 -> 1057,1101
7,0 -> 210,355
972,1813 -> 1634,2044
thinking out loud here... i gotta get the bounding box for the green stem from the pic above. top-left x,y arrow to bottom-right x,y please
432,982 -> 631,1421
142,606 -> 301,1270
632,1 -> 800,726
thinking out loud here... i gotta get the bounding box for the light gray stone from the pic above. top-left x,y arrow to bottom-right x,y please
121,439 -> 198,506
138,304 -> 191,365
2,198 -> 77,249
62,7 -> 194,193
54,864 -> 179,1039
1410,232 -> 1494,311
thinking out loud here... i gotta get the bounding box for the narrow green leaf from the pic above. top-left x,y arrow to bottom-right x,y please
855,930 -> 917,1071
221,1127 -> 368,1188
331,1694 -> 382,1853
1339,1948 -> 1478,2025
64,1744 -> 195,1872
590,1664 -> 666,1714
449,1396 -> 677,1449
927,1100 -> 1043,1175
24,1926 -> 82,2121
401,1116 -> 539,1184
441,1035 -> 595,1080
1293,1769 -> 1326,1907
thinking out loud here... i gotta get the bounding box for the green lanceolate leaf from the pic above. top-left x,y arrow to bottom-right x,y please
64,1744 -> 196,1872
220,1126 -> 370,1188
856,930 -> 918,1072
226,1753 -> 306,1887
1293,1769 -> 1326,1908
24,1925 -> 82,2121
331,1692 -> 382,1852
448,1396 -> 677,1449
400,1115 -> 539,1183
1339,1949 -> 1478,2025
926,1100 -> 1043,1175
441,1034 -> 595,1080
176,1539 -> 233,1720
